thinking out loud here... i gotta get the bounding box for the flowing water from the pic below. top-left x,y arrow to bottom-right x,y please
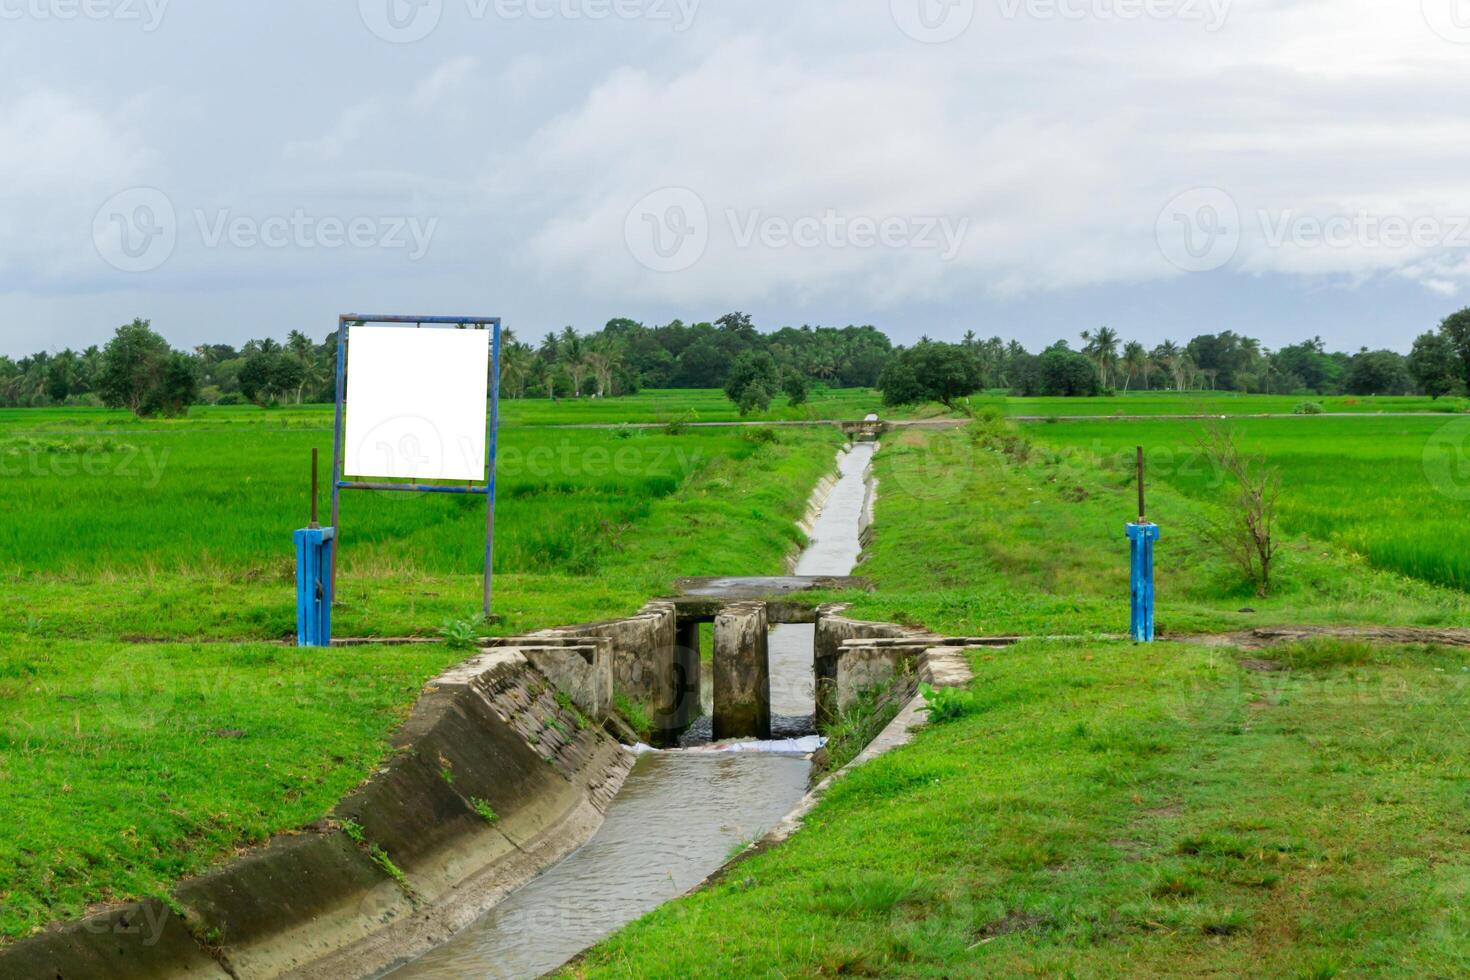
389,442 -> 875,980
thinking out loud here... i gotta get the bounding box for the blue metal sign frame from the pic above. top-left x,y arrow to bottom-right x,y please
329,313 -> 503,618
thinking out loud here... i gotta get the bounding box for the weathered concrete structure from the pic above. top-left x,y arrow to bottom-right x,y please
814,606 -> 1021,726
814,605 -> 934,729
0,651 -> 633,980
712,601 -> 771,740
525,599 -> 681,732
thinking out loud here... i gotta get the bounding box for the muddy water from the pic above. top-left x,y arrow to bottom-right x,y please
388,442 -> 875,980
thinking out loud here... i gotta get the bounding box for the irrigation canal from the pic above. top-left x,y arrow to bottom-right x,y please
387,442 -> 878,979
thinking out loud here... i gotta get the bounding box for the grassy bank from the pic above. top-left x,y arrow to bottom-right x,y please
0,406 -> 843,942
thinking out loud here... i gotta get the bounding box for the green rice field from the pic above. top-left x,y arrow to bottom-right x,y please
1027,414 -> 1470,592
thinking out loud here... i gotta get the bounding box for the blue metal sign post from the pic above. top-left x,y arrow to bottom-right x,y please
1127,522 -> 1160,642
328,314 -> 503,621
1127,445 -> 1159,642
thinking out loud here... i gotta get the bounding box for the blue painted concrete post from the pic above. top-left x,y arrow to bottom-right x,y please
295,526 -> 335,647
1126,522 -> 1160,642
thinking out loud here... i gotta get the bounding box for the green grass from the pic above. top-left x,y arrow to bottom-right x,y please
1027,415 -> 1470,593
562,639 -> 1470,978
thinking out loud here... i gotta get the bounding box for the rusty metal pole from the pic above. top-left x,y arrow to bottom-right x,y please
309,448 -> 320,529
1136,445 -> 1145,523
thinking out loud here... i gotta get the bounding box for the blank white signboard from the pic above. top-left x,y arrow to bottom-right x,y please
344,326 -> 491,482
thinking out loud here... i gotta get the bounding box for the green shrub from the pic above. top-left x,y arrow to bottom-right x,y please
740,426 -> 779,446
437,616 -> 481,649
1293,401 -> 1324,415
919,683 -> 982,723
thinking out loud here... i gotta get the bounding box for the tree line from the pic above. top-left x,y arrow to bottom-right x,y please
5,309 -> 1470,417
879,312 -> 1470,406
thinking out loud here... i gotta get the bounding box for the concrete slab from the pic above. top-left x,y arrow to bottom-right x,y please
674,575 -> 870,599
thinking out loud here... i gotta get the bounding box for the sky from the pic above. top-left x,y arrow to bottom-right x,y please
3,0 -> 1470,357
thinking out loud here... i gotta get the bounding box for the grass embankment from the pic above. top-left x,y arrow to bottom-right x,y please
0,404 -> 844,942
564,419 -> 1470,978
1028,415 -> 1470,593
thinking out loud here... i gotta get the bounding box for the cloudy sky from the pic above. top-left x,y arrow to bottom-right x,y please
3,0 -> 1469,356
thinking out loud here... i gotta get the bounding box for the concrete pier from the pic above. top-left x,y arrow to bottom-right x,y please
712,602 -> 771,740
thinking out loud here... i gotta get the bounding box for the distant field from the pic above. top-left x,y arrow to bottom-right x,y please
0,386 -> 884,433
1027,414 -> 1470,592
966,391 -> 1470,418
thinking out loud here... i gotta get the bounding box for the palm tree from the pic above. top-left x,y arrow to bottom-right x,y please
581,336 -> 626,398
1152,340 -> 1189,392
1121,341 -> 1147,393
285,330 -> 321,403
1081,327 -> 1120,388
558,327 -> 586,396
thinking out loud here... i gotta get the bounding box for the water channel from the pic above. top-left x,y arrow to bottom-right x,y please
389,442 -> 876,979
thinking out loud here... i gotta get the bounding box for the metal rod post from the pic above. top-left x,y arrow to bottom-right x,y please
329,318 -> 348,601
1136,445 -> 1146,523
484,322 -> 502,620
310,448 -> 319,528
